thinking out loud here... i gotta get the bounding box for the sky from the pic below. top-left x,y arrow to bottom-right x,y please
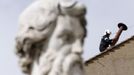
0,0 -> 134,75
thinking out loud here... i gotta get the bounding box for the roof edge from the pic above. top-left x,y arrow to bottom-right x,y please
85,35 -> 134,65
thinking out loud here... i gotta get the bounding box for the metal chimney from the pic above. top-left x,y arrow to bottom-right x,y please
111,23 -> 128,46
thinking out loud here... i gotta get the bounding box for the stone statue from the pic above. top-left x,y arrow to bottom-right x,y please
15,0 -> 87,75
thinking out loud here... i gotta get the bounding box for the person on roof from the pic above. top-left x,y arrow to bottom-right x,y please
99,29 -> 113,52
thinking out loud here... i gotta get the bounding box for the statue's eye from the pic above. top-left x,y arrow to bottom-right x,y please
65,35 -> 71,41
58,32 -> 74,42
64,34 -> 74,43
29,26 -> 34,30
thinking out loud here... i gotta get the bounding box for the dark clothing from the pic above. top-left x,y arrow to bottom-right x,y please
99,35 -> 112,52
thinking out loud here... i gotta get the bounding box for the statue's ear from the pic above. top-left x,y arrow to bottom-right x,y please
59,0 -> 77,8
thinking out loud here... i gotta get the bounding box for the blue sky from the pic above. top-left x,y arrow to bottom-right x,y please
0,0 -> 134,75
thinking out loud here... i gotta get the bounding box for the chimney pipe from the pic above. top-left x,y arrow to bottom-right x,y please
111,23 -> 128,46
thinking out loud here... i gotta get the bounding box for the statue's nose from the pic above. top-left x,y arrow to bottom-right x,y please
72,39 -> 83,54
16,36 -> 24,50
15,36 -> 25,57
15,35 -> 28,49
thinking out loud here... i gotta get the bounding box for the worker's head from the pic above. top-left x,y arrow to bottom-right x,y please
105,29 -> 111,36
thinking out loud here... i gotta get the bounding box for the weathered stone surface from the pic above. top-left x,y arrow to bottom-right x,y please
15,0 -> 87,75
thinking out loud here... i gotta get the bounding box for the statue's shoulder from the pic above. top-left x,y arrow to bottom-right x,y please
18,1 -> 41,23
18,0 -> 59,27
19,0 -> 58,18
